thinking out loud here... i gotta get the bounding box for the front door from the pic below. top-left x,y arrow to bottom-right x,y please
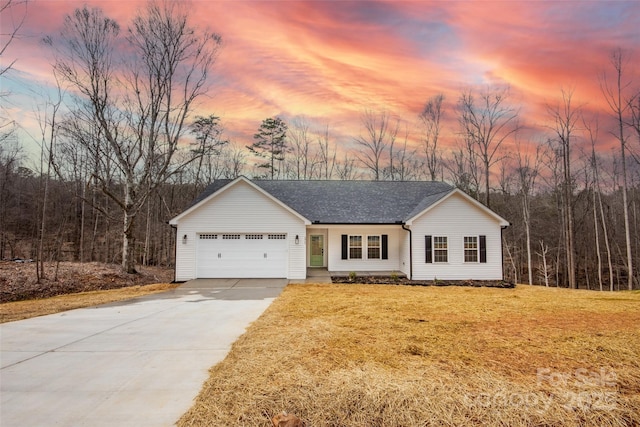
310,234 -> 324,267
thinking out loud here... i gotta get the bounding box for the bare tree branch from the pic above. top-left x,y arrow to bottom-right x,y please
457,85 -> 520,207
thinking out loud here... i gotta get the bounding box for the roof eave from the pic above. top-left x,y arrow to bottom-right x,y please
308,222 -> 405,225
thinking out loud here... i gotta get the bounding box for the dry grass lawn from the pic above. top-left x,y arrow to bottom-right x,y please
178,284 -> 640,427
0,283 -> 179,323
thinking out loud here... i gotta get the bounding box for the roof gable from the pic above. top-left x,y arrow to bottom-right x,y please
169,176 -> 311,225
405,188 -> 510,227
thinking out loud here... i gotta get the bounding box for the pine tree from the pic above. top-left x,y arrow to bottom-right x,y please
247,117 -> 288,179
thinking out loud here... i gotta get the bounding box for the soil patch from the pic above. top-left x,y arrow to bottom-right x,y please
0,261 -> 174,303
331,275 -> 515,288
1,283 -> 179,323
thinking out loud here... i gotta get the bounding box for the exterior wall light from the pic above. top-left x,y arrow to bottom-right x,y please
295,235 -> 300,244
182,234 -> 188,244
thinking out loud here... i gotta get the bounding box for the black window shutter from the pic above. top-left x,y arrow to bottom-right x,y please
382,235 -> 388,259
425,235 -> 432,263
341,234 -> 348,260
479,235 -> 487,263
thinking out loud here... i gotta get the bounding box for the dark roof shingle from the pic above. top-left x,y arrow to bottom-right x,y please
191,179 -> 454,224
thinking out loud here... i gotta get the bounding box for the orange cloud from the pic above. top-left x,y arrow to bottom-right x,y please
3,0 -> 639,164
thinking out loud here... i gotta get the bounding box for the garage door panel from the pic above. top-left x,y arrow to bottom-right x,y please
196,233 -> 287,278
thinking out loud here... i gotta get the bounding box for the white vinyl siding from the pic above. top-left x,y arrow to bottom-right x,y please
328,226 -> 402,272
173,180 -> 307,281
411,192 -> 504,280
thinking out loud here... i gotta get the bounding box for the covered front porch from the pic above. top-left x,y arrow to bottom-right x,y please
305,226 -> 409,276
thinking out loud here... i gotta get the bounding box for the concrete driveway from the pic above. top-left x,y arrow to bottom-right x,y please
0,279 -> 287,427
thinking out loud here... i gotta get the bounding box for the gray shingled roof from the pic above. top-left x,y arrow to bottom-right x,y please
191,178 -> 454,224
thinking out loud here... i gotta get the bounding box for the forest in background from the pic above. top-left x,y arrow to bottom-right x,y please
1,1 -> 639,290
2,95 -> 639,291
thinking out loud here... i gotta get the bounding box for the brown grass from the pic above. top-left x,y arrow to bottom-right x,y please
178,284 -> 640,427
1,261 -> 174,302
0,283 -> 179,323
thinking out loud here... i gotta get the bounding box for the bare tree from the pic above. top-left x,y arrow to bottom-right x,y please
546,88 -> 580,289
0,0 -> 27,78
52,3 -> 221,273
585,117 -> 614,291
419,93 -> 445,180
383,129 -> 421,181
287,117 -> 317,179
504,240 -> 518,285
537,240 -> 550,287
540,139 -> 566,287
446,135 -> 481,198
1,0 -> 28,147
316,125 -> 336,179
355,110 -> 399,180
336,152 -> 359,180
630,91 -> 640,156
457,86 -> 520,208
219,141 -> 246,179
0,136 -> 22,260
515,140 -> 543,285
34,79 -> 63,282
600,49 -> 634,290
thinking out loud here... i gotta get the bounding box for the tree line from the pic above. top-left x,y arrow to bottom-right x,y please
1,1 -> 638,289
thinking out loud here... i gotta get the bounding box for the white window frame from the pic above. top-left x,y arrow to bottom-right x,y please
367,235 -> 381,259
464,236 -> 479,263
433,236 -> 448,263
349,235 -> 363,259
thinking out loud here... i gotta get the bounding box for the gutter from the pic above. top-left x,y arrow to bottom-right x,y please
401,223 -> 412,280
311,221 -> 407,225
169,223 -> 178,283
500,224 -> 509,282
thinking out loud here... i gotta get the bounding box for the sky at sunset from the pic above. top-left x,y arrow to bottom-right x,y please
2,0 -> 640,168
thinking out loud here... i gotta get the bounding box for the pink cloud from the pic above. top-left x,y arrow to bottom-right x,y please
3,0 -> 639,162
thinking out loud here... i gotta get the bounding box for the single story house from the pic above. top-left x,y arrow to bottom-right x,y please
169,176 -> 510,281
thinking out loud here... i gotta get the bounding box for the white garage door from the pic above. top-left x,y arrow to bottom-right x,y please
196,233 -> 287,278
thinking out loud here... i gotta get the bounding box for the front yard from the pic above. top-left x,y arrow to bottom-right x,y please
178,284 -> 640,426
0,261 -> 177,322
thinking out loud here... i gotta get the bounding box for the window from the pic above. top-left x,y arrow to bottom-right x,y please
268,234 -> 286,240
199,234 -> 217,239
245,234 -> 263,239
433,236 -> 448,263
349,235 -> 362,259
464,236 -> 478,262
367,235 -> 381,259
222,234 -> 240,240
342,234 -> 388,260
